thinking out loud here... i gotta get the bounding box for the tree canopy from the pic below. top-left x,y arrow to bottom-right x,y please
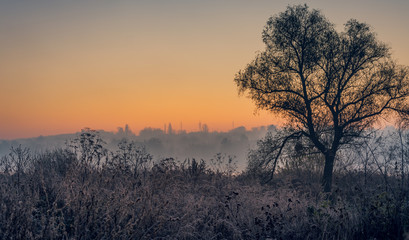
235,4 -> 409,192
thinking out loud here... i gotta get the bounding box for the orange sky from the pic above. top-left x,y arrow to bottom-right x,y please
1,0 -> 408,139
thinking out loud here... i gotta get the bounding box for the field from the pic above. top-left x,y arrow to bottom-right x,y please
1,130 -> 409,239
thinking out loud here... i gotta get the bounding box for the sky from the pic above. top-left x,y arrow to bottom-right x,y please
1,0 -> 408,139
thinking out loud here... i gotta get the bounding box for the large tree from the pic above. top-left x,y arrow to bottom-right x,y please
235,4 -> 409,192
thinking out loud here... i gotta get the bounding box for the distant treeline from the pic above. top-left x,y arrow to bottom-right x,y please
0,125 -> 276,171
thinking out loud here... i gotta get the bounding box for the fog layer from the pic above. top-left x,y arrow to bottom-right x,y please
0,125 -> 276,171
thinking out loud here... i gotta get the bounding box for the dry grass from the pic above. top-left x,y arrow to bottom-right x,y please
1,141 -> 409,239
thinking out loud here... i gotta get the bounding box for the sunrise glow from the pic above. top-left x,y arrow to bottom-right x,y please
1,0 -> 408,139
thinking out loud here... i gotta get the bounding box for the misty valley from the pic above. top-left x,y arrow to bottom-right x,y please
0,125 -> 275,172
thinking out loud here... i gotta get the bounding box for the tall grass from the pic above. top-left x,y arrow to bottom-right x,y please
1,130 -> 409,239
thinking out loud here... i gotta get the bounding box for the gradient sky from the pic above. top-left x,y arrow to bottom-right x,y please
1,0 -> 408,139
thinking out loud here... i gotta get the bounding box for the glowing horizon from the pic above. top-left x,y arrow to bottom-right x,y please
1,0 -> 408,140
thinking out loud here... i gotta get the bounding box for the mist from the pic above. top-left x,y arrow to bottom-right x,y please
0,124 -> 276,171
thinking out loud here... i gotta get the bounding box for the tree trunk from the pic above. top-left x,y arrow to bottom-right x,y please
322,151 -> 335,192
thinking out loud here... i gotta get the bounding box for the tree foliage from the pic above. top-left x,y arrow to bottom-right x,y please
235,4 -> 409,191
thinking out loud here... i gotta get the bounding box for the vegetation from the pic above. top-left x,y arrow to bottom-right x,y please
1,127 -> 409,239
235,4 -> 409,192
2,4 -> 409,239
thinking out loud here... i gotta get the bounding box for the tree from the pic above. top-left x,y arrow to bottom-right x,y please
235,4 -> 409,192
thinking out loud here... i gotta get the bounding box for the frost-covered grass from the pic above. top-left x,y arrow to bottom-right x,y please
1,135 -> 409,239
